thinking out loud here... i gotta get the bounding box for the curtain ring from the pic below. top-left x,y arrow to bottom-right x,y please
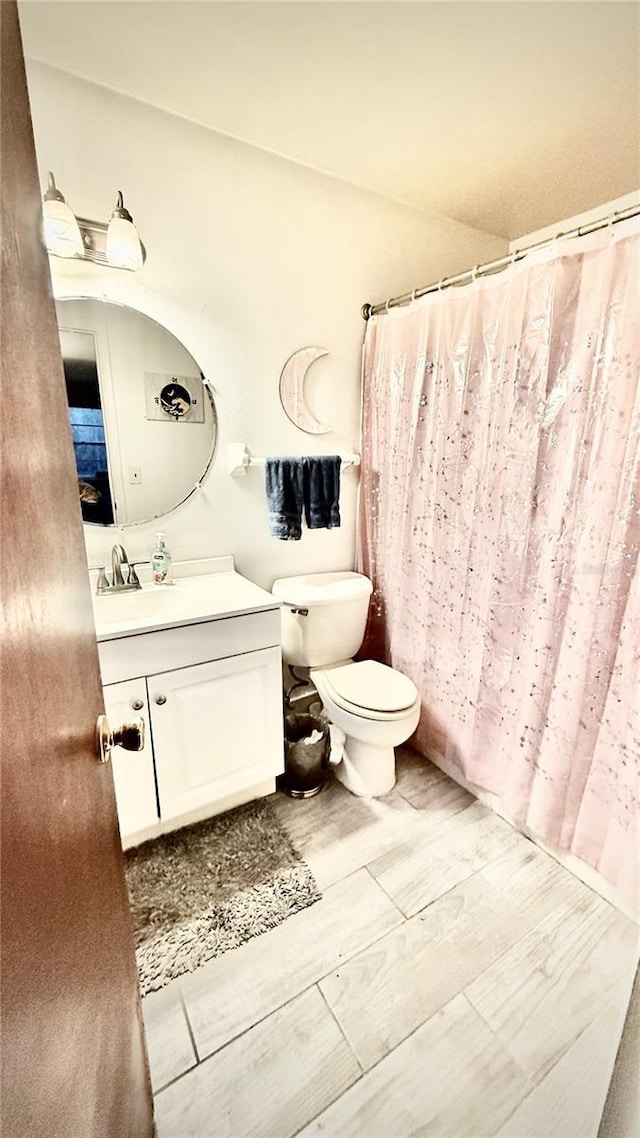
437,278 -> 445,291
471,265 -> 479,281
411,288 -> 417,303
385,299 -> 391,313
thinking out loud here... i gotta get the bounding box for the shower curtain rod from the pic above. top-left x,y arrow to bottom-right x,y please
361,202 -> 640,320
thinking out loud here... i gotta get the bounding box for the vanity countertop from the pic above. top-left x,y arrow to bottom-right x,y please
92,570 -> 279,642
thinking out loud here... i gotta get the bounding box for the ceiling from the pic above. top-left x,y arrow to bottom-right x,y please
18,1 -> 640,239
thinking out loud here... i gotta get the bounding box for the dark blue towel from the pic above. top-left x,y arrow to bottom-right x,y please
265,458 -> 305,540
304,456 -> 341,530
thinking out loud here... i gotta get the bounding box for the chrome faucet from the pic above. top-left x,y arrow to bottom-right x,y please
112,543 -> 128,586
95,544 -> 143,595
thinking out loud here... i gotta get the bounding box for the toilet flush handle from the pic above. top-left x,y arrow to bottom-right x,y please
280,601 -> 309,616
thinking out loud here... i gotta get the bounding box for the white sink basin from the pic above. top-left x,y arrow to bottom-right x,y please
93,587 -> 175,624
92,571 -> 279,641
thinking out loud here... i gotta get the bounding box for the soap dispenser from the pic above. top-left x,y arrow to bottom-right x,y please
151,532 -> 173,585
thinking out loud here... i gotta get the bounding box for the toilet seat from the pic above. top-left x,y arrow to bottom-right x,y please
315,660 -> 418,720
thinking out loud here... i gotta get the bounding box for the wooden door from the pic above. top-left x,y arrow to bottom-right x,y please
0,6 -> 154,1136
151,647 -> 284,823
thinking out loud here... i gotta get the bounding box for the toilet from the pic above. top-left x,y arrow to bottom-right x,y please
272,572 -> 420,797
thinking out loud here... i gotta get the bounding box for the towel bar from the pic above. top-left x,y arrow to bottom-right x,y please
228,444 -> 360,478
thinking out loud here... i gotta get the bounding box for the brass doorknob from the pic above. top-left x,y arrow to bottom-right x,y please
96,714 -> 145,764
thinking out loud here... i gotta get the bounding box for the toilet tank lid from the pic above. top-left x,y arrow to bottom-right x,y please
272,571 -> 373,608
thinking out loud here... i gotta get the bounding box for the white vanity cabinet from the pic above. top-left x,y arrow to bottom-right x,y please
96,583 -> 284,849
148,646 -> 283,825
103,678 -> 159,841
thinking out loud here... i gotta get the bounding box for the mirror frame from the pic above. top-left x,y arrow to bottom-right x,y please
55,289 -> 217,529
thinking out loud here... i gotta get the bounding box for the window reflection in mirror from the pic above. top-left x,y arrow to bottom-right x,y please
56,299 -> 217,527
60,329 -> 115,524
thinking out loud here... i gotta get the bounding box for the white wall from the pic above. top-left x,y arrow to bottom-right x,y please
26,60 -> 507,590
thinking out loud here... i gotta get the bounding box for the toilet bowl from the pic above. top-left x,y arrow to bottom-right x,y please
272,571 -> 420,798
311,660 -> 420,796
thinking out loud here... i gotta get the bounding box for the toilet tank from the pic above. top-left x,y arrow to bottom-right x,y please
271,572 -> 373,667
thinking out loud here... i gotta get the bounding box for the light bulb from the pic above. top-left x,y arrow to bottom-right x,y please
106,191 -> 143,271
42,172 -> 83,258
106,217 -> 143,271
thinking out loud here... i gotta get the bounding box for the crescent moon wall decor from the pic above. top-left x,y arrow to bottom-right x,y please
279,346 -> 332,435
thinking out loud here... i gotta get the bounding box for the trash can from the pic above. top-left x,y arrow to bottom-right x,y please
282,704 -> 329,798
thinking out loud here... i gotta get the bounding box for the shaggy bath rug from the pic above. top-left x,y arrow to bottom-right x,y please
125,797 -> 321,995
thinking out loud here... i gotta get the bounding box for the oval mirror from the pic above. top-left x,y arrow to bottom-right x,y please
55,298 -> 217,526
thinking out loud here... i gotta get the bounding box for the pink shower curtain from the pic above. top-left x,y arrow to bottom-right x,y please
358,220 -> 640,912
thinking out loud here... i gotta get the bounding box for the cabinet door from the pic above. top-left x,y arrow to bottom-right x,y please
103,679 -> 159,843
149,647 -> 284,823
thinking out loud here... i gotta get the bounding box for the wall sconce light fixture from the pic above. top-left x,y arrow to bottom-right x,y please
42,172 -> 146,271
106,191 -> 144,272
42,172 -> 83,258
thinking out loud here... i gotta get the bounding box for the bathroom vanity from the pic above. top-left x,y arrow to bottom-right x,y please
93,558 -> 284,848
58,295 -> 287,847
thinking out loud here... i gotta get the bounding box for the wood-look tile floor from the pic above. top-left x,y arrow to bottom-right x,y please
145,748 -> 639,1138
